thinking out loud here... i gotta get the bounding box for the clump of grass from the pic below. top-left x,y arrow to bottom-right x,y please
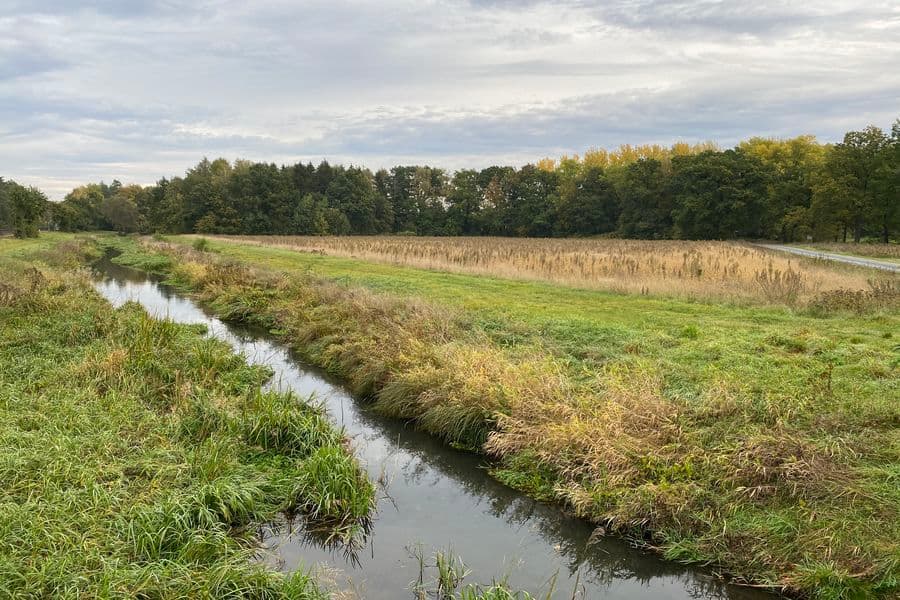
807,278 -> 900,314
754,262 -> 806,306
241,391 -> 340,456
177,395 -> 228,442
410,547 -> 541,600
193,237 -> 212,251
100,235 -> 173,273
293,445 -> 376,539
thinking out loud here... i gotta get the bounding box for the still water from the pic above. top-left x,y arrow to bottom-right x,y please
92,255 -> 778,600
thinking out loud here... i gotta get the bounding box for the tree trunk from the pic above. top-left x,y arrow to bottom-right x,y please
842,223 -> 848,243
883,223 -> 890,244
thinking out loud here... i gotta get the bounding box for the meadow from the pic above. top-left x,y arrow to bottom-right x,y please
105,233 -> 899,599
211,235 -> 894,307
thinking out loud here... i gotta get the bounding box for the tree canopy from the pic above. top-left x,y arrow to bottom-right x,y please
0,178 -> 48,238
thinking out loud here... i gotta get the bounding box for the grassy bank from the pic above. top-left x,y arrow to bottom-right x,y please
110,234 -> 898,599
0,235 -> 375,598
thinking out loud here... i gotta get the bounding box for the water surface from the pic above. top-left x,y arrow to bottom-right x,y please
92,255 -> 778,600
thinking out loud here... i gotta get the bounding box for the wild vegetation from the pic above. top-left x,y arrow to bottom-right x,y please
206,235 -> 896,306
0,177 -> 47,238
0,235 -> 375,598
803,243 -> 900,262
106,234 -> 899,599
47,120 -> 899,244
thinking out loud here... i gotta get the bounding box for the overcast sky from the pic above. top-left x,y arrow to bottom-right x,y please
2,1 -> 899,199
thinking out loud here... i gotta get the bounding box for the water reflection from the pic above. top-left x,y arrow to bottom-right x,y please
92,255 -> 778,600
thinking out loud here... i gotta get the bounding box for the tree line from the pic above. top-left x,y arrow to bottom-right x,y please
31,119 -> 900,242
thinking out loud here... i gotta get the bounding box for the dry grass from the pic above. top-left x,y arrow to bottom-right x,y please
210,236 -> 882,306
804,242 -> 900,261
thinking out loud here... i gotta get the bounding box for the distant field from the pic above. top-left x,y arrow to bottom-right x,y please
802,242 -> 900,263
210,235 -> 888,306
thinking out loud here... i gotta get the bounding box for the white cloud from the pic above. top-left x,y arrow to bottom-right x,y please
0,0 -> 898,198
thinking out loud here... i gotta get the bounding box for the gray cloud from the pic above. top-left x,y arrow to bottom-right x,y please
0,0 -> 897,198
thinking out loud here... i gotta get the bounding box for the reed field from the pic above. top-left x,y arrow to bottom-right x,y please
210,235 -> 894,307
101,233 -> 899,599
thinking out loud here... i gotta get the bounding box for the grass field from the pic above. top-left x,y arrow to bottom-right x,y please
0,234 -> 374,598
210,235 -> 895,307
100,233 -> 900,599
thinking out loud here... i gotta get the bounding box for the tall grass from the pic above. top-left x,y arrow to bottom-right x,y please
210,235 -> 889,306
410,547 -> 543,600
0,242 -> 373,598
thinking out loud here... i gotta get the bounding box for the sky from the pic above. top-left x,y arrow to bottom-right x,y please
1,1 -> 899,199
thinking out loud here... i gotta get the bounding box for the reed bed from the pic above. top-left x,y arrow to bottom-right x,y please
211,236 -> 885,306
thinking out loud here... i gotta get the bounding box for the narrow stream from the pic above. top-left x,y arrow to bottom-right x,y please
92,255 -> 778,600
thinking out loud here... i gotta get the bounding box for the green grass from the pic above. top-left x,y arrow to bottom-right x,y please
410,547 -> 542,600
0,236 -> 376,598
108,234 -> 898,598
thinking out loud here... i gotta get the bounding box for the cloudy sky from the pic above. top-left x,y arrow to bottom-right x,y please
2,1 -> 899,198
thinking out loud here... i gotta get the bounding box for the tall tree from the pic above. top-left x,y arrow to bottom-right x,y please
616,159 -> 674,239
502,165 -> 557,237
0,179 -> 47,238
826,126 -> 890,242
871,120 -> 900,243
101,194 -> 140,234
446,169 -> 481,235
740,136 -> 824,241
326,167 -> 379,234
556,166 -> 618,236
671,150 -> 769,239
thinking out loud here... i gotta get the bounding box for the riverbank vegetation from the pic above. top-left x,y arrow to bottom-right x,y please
105,234 -> 899,599
48,120 -> 899,244
206,235 -> 895,306
0,236 -> 375,598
